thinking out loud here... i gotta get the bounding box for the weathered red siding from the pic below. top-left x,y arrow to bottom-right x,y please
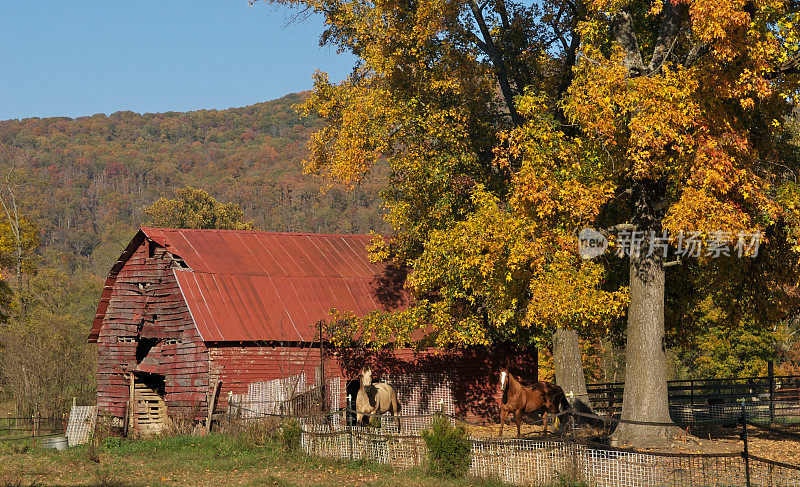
207,344 -> 537,421
96,241 -> 209,419
209,346 -> 328,411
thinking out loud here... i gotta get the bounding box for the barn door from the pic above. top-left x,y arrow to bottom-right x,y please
133,373 -> 166,434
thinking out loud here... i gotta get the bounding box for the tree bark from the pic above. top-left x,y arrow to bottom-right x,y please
611,181 -> 681,447
553,327 -> 597,421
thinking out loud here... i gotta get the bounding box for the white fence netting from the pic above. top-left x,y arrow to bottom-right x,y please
220,373 -> 800,486
65,405 -> 96,447
298,424 -> 800,487
382,372 -> 455,434
229,373 -> 307,418
228,374 -> 342,423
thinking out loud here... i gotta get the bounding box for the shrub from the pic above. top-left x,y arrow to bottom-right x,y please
281,420 -> 302,452
102,436 -> 123,449
420,413 -> 471,478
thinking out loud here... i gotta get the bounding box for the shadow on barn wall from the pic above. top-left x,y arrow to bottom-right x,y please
328,344 -> 537,421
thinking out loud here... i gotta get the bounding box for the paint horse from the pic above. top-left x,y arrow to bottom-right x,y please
356,366 -> 402,431
498,366 -> 571,437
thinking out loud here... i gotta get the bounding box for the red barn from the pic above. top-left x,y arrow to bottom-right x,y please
89,228 -> 536,432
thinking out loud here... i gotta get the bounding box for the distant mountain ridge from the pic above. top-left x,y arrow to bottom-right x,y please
0,92 -> 389,278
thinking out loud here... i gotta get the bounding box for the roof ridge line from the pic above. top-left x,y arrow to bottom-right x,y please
141,226 -> 382,239
175,270 -> 378,279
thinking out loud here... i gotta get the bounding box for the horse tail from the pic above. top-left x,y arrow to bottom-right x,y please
559,390 -> 571,413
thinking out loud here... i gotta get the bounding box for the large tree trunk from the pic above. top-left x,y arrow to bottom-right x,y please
612,181 -> 681,447
553,327 -> 595,420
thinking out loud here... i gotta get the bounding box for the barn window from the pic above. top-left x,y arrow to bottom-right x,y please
117,336 -> 136,343
136,337 -> 160,363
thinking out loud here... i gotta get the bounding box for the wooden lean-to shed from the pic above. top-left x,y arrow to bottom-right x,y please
90,228 -> 536,433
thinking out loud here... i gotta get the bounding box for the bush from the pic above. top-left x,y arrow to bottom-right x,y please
102,436 -> 123,449
420,413 -> 471,478
281,420 -> 301,452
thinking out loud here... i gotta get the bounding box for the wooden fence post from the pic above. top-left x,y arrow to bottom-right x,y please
31,410 -> 37,448
347,395 -> 354,461
741,402 -> 751,487
768,361 -> 775,423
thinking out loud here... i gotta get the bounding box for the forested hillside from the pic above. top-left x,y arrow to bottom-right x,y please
0,92 -> 389,278
0,94 -> 389,414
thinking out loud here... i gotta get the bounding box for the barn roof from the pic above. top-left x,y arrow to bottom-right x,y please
89,227 -> 408,343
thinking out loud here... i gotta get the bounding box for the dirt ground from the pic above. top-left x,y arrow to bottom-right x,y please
465,420 -> 800,466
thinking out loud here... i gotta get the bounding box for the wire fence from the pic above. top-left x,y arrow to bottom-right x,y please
0,415 -> 65,445
588,371 -> 800,422
213,370 -> 800,486
219,403 -> 800,487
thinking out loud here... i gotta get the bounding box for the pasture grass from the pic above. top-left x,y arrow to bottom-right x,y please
0,433 -> 521,487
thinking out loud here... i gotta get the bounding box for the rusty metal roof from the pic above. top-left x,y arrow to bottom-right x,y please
89,228 -> 408,343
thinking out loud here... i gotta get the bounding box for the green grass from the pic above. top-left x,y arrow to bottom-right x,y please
0,433 -> 522,487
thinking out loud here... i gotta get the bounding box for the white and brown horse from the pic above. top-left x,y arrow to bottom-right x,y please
356,366 -> 402,430
498,366 -> 571,437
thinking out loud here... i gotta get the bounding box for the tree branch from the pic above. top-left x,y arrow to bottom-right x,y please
496,0 -> 511,30
468,0 -> 522,126
766,52 -> 800,79
611,12 -> 646,77
684,42 -> 710,67
647,1 -> 686,74
604,223 -> 637,233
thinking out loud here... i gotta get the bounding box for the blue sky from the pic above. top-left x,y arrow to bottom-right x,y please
0,1 -> 356,120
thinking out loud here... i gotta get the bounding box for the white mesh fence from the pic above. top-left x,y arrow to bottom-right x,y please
229,373 -> 307,418
223,373 -> 800,486
65,405 -> 97,447
382,372 -> 455,434
293,420 -> 800,487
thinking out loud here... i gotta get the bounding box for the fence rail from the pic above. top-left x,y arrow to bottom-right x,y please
0,415 -> 65,444
587,372 -> 800,422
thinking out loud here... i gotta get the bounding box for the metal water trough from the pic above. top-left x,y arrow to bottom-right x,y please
41,436 -> 68,450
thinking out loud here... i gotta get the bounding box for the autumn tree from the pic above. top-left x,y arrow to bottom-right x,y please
144,186 -> 254,230
263,0 -> 800,446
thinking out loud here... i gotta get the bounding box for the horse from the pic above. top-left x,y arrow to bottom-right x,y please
498,366 -> 571,437
355,366 -> 402,431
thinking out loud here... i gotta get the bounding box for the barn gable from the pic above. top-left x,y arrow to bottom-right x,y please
91,228 -> 408,344
94,233 -> 209,427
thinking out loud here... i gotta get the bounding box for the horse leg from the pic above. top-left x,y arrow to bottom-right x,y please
499,409 -> 507,437
515,409 -> 522,437
356,412 -> 363,426
542,410 -> 549,434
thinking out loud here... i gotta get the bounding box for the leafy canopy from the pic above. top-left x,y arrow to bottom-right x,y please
266,0 -> 800,353
144,187 -> 254,230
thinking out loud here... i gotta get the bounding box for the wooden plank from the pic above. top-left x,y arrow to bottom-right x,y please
205,380 -> 221,434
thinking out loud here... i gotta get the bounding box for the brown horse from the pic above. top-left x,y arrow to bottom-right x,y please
498,366 -> 571,437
